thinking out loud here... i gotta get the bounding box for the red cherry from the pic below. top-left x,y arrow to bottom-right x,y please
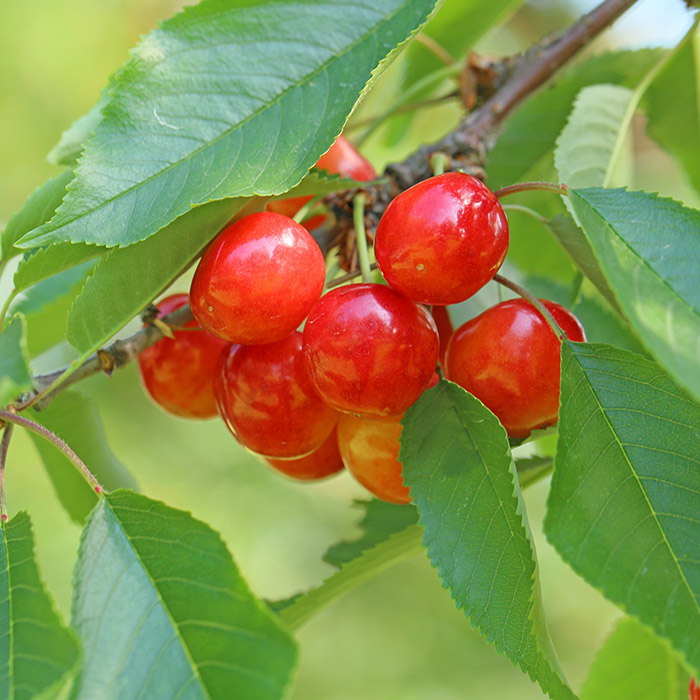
374,172 -> 509,305
190,212 -> 325,345
445,298 -> 586,438
215,332 -> 338,459
267,135 -> 377,230
338,413 -> 410,504
690,678 -> 700,700
336,374 -> 438,503
302,284 -> 439,418
137,294 -> 228,419
265,427 -> 344,481
431,305 -> 453,369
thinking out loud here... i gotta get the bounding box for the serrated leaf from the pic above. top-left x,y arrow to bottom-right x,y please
0,316 -> 31,410
570,187 -> 700,402
645,20 -> 700,194
545,342 -> 700,677
554,84 -> 635,189
0,512 -> 79,700
1,170 -> 73,262
276,525 -> 423,630
323,500 -> 418,567
65,196 -> 248,357
544,213 -> 620,312
488,50 -> 662,189
275,169 -> 378,201
14,244 -> 103,294
72,490 -> 297,700
47,92 -> 109,167
581,618 -> 689,700
19,0 -> 438,250
28,391 -> 137,524
400,380 -> 576,700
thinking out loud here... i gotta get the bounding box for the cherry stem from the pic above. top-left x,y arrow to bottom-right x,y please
493,274 -> 566,341
326,263 -> 378,289
0,424 -> 13,522
502,203 -> 546,223
415,34 -> 457,68
353,194 -> 372,284
293,194 -> 324,224
494,182 -> 568,199
430,152 -> 449,177
0,410 -> 103,494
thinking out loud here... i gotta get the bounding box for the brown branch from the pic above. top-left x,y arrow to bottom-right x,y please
324,0 -> 640,236
14,0 -> 640,412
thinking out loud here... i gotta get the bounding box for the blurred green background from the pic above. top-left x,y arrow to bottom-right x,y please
0,1 -> 695,698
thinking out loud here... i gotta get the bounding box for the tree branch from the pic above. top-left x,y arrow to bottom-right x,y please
15,0 -> 641,412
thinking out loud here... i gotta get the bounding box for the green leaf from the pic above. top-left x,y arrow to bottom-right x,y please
544,213 -> 620,312
1,170 -> 73,262
276,525 -> 423,630
0,512 -> 79,700
400,380 -> 577,700
645,20 -> 700,194
554,84 -> 635,189
323,500 -> 418,567
488,50 -> 662,189
274,169 -> 378,201
570,187 -> 700,402
18,0 -> 438,249
14,243 -> 103,294
71,490 -> 297,700
581,618 -> 689,700
545,342 -> 700,677
28,391 -> 137,524
65,196 -> 248,357
0,316 -> 31,410
515,455 -> 553,489
10,263 -> 95,358
47,92 -> 109,167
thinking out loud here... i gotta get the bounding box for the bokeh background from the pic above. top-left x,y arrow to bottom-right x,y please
0,1 -> 696,698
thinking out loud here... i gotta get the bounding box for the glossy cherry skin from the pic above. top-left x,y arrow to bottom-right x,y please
190,212 -> 325,345
374,172 -> 509,305
265,427 -> 344,481
215,332 -> 338,459
690,678 -> 700,700
137,294 -> 229,419
302,284 -> 439,418
336,374 -> 438,503
445,299 -> 586,438
338,413 -> 410,504
267,135 -> 376,230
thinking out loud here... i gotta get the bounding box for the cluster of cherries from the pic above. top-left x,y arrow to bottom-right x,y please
138,136 -> 585,504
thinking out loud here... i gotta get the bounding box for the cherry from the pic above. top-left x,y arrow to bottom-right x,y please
431,304 -> 453,369
337,374 -> 439,504
374,172 -> 509,305
338,413 -> 410,504
267,135 -> 377,230
215,332 -> 338,459
302,283 -> 439,418
445,298 -> 586,438
265,427 -> 344,481
190,211 -> 325,345
137,294 -> 228,419
690,678 -> 700,700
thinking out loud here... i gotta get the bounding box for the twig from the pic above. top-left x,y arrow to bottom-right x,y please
0,410 -> 103,493
494,181 -> 568,198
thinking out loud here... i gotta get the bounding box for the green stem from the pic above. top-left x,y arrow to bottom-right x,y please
494,181 -> 568,199
353,194 -> 372,284
356,62 -> 464,146
346,92 -> 458,132
493,274 -> 565,341
293,195 -> 324,224
430,152 -> 449,177
278,526 -> 424,631
502,203 -> 546,224
0,410 -> 103,494
0,290 -> 17,329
